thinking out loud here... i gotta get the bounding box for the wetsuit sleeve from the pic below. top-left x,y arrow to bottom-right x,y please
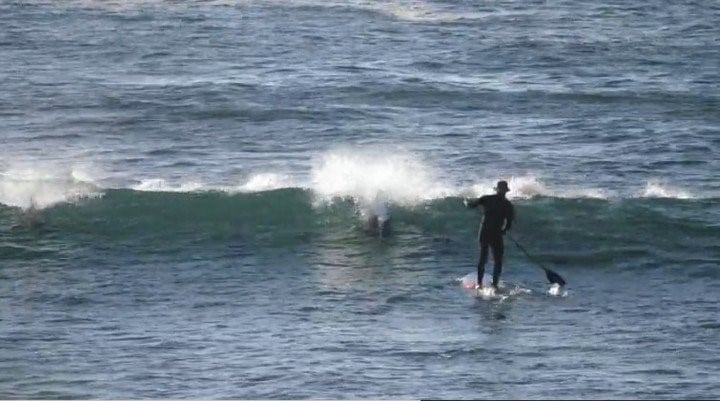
466,196 -> 487,208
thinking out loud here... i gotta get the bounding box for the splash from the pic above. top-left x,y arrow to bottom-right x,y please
238,173 -> 294,192
310,147 -> 453,208
309,147 -> 455,232
641,180 -> 693,199
0,164 -> 102,210
467,176 -> 549,199
548,283 -> 568,297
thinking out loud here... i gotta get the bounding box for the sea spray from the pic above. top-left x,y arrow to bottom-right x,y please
310,147 -> 454,210
238,173 -> 294,193
0,164 -> 102,210
641,180 -> 693,199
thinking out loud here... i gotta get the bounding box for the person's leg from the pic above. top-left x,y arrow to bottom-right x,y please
477,241 -> 489,288
491,236 -> 504,289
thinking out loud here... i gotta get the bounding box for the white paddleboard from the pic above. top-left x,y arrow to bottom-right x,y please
475,285 -> 507,301
459,272 -> 509,300
458,272 -> 557,299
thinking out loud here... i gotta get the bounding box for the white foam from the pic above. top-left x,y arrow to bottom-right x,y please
4,148 -> 698,203
237,173 -> 293,192
119,171 -> 699,201
640,180 -> 693,199
129,173 -> 294,194
0,164 -> 102,210
310,147 -> 455,216
469,176 -> 550,199
132,178 -> 204,193
309,150 -> 621,207
548,283 -> 567,297
465,176 -> 610,200
477,286 -> 502,300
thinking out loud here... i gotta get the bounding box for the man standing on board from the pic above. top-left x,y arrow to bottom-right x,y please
465,180 -> 515,290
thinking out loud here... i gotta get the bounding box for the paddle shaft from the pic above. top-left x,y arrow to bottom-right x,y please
507,233 -> 567,286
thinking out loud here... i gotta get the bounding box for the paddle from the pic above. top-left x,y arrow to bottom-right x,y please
507,234 -> 567,286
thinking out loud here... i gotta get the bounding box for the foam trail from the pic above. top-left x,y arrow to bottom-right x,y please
129,173 -> 295,194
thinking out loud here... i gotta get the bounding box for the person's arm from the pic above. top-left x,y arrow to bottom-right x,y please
503,202 -> 515,233
464,196 -> 485,208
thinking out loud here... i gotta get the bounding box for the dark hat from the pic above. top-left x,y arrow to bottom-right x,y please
495,180 -> 510,192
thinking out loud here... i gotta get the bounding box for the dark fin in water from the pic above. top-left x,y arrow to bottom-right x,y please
545,268 -> 566,286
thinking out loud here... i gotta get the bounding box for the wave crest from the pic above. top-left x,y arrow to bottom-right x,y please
310,147 -> 453,208
0,164 -> 102,210
640,180 -> 692,199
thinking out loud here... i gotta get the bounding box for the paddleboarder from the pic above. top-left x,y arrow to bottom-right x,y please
465,180 -> 515,290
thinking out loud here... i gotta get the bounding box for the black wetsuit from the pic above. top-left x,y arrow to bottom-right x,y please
467,194 -> 514,288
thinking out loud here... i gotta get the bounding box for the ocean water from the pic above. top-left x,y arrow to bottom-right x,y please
1,0 -> 719,399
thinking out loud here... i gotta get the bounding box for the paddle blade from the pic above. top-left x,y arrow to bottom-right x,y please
544,268 -> 566,286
